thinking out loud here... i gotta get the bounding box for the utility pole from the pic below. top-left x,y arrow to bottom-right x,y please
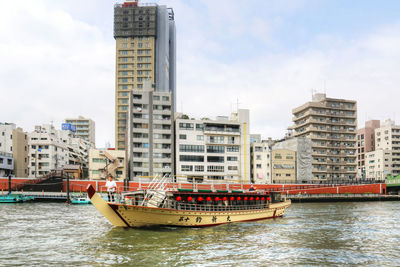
66,174 -> 70,204
35,149 -> 38,178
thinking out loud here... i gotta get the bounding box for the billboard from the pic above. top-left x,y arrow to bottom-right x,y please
62,123 -> 76,132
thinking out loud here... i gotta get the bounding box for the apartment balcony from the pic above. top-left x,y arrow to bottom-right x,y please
156,138 -> 172,144
132,147 -> 149,153
132,128 -> 150,133
203,129 -> 240,136
131,137 -> 149,143
153,128 -> 172,134
312,168 -> 327,173
310,134 -> 327,140
326,159 -> 342,165
132,118 -> 150,124
153,157 -> 172,163
293,110 -> 313,121
153,109 -> 172,115
132,167 -> 150,173
153,118 -> 172,125
132,157 -> 149,162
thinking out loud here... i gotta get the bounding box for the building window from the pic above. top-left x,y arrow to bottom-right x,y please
195,165 -> 204,172
179,134 -> 186,140
207,165 -> 224,172
227,156 -> 238,161
162,96 -> 169,101
228,166 -> 238,171
179,123 -> 194,130
197,135 -> 204,141
256,164 -> 262,169
179,155 -> 204,162
179,145 -> 204,153
181,165 -> 193,172
227,146 -> 239,152
207,156 -> 224,163
207,146 -> 224,153
207,136 -> 224,144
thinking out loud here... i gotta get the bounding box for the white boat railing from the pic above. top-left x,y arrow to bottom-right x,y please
140,174 -> 171,206
163,201 -> 274,212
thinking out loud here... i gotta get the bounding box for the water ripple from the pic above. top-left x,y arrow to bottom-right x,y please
1,202 -> 400,266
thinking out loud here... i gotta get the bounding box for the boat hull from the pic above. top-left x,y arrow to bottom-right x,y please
108,201 -> 290,228
86,185 -> 291,228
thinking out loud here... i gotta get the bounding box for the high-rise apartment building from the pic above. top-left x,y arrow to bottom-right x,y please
292,93 -> 357,181
64,116 -> 96,146
356,120 -> 380,178
114,0 -> 176,150
126,84 -> 174,179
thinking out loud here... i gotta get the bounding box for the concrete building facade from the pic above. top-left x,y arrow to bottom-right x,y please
366,119 -> 400,179
271,149 -> 296,183
365,149 -> 392,180
126,84 -> 174,179
0,152 -> 14,177
356,120 -> 380,178
28,125 -> 69,177
250,139 -> 272,184
292,93 -> 357,181
272,137 -> 312,183
89,149 -> 126,180
114,1 -> 176,150
28,125 -> 93,177
64,116 -> 96,146
175,109 -> 251,183
0,123 -> 28,177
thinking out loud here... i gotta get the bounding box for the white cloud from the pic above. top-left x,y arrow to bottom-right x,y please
1,0 -> 400,148
0,0 -> 114,148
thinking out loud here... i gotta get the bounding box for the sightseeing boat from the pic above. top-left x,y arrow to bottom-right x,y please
86,182 -> 291,228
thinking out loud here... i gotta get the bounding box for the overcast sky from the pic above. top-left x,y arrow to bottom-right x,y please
1,0 -> 400,148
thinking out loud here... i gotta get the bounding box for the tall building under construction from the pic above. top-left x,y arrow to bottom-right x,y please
114,1 -> 176,178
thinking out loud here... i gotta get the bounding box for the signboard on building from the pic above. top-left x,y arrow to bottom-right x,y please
62,123 -> 76,132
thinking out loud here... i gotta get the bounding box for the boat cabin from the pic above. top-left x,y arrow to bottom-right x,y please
122,189 -> 284,211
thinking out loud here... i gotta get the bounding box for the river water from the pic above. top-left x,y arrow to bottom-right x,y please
0,201 -> 399,266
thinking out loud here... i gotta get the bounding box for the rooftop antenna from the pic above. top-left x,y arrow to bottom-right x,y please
236,97 -> 241,111
310,88 -> 316,98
